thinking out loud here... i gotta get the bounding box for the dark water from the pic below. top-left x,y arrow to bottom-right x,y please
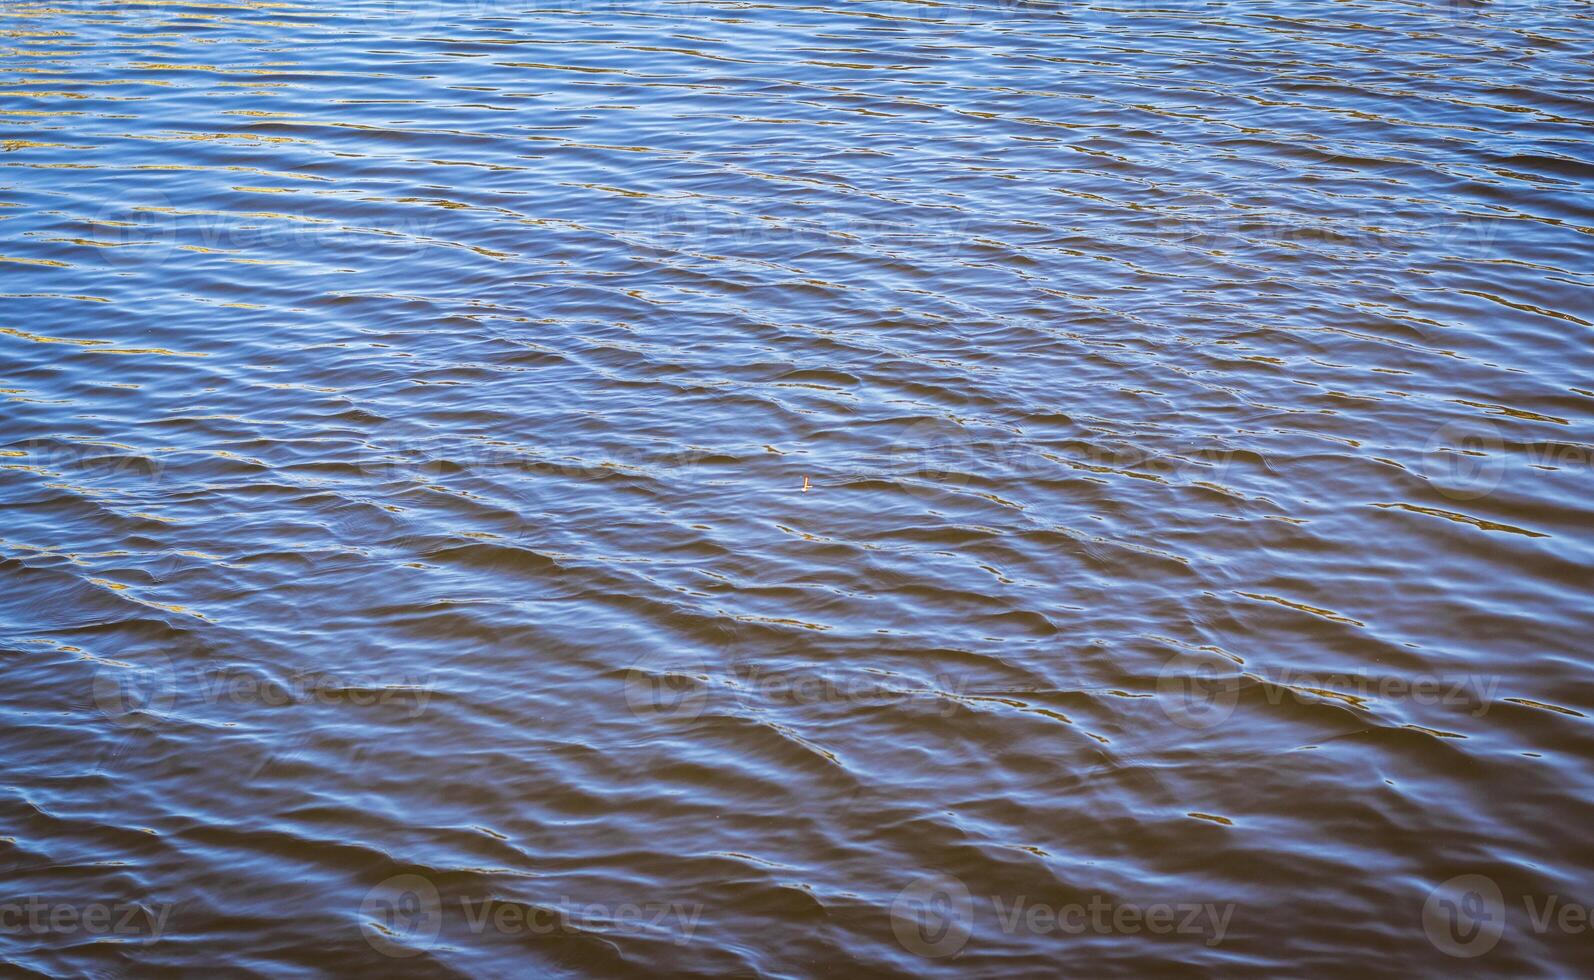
3,0 -> 1593,974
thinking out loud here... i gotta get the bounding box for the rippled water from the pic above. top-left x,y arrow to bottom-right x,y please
3,0 -> 1592,973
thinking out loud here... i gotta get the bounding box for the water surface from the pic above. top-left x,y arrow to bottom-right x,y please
2,0 -> 1593,974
